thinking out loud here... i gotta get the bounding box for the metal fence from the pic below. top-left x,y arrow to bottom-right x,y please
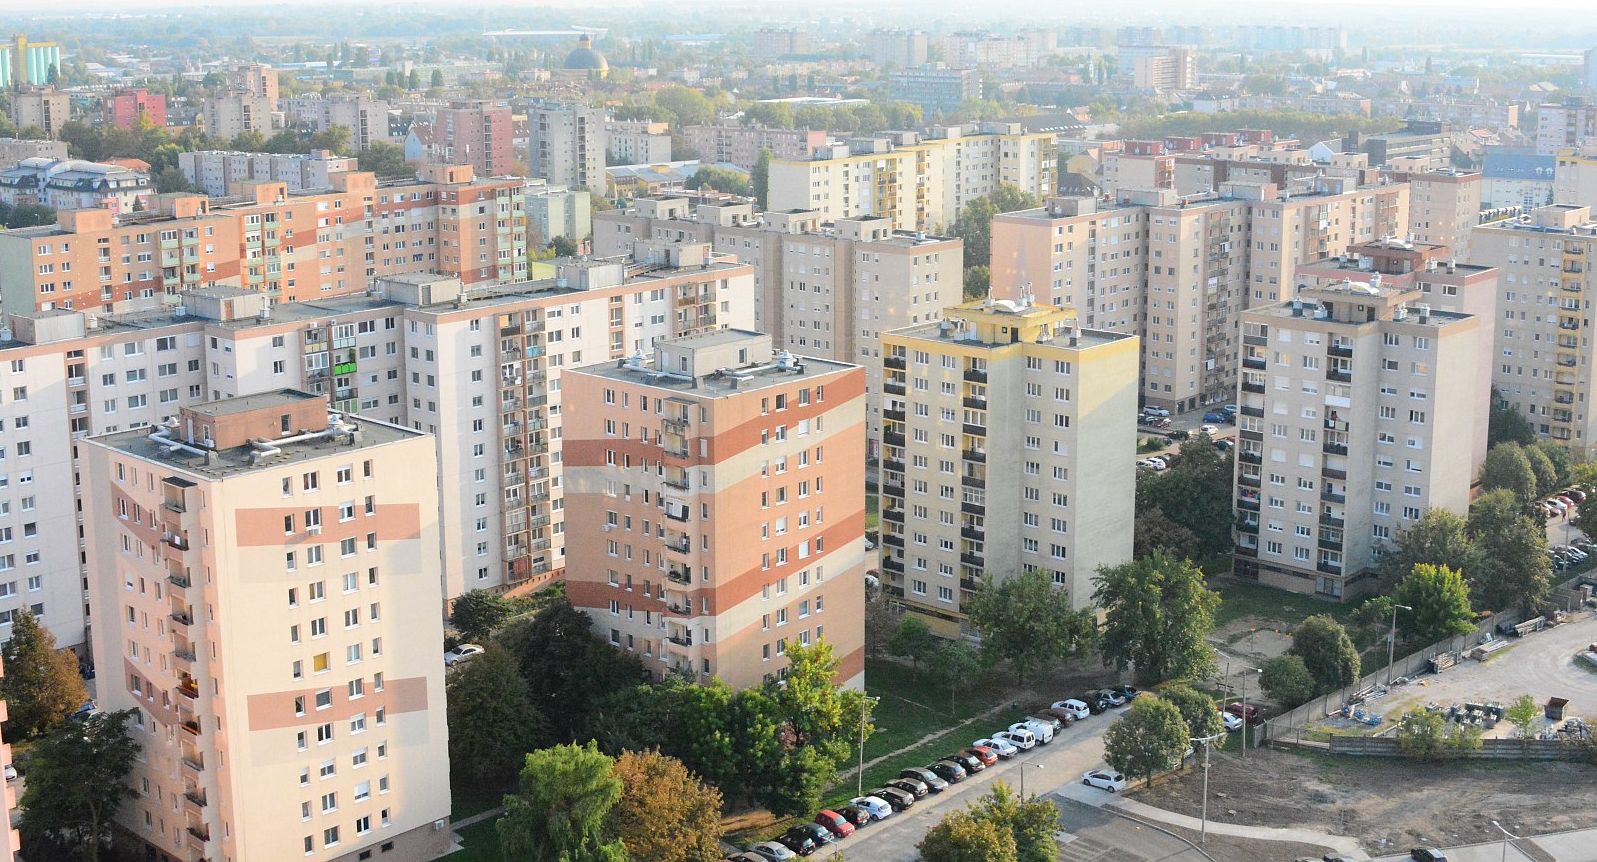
1327,735 -> 1583,761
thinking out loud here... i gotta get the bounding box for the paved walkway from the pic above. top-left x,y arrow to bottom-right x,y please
1372,825 -> 1597,862
1106,794 -> 1365,857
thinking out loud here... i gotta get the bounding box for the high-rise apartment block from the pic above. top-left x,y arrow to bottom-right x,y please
753,27 -> 812,61
529,100 -> 607,196
563,330 -> 867,688
605,119 -> 672,165
286,95 -> 394,151
0,136 -> 65,165
103,88 -> 168,130
1538,99 -> 1597,156
1554,142 -> 1597,208
10,88 -> 68,138
878,298 -> 1138,634
678,124 -> 829,171
594,196 -> 961,447
0,244 -> 754,652
82,391 -> 452,862
178,149 -> 359,198
888,67 -> 981,116
1232,281 -> 1487,599
866,30 -> 930,68
0,164 -> 530,315
435,100 -> 514,178
990,177 -> 1410,414
1392,167 -> 1481,258
202,65 -> 278,142
1472,204 -> 1597,446
767,124 -> 1054,233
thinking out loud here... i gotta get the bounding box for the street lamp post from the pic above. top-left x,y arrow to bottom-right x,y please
1387,603 -> 1414,687
1239,665 -> 1260,757
1190,731 -> 1226,846
1018,760 -> 1045,799
857,695 -> 880,798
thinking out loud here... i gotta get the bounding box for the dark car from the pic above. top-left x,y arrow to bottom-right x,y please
946,751 -> 985,773
1410,850 -> 1448,862
1168,429 -> 1191,441
929,759 -> 969,783
870,786 -> 915,811
795,823 -> 835,848
963,745 -> 999,766
776,828 -> 817,856
1079,692 -> 1109,714
814,810 -> 855,839
835,805 -> 873,828
729,853 -> 771,862
886,777 -> 928,798
1039,706 -> 1077,726
900,766 -> 950,792
1112,684 -> 1140,701
1203,411 -> 1231,423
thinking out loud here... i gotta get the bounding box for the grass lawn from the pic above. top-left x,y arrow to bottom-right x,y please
441,819 -> 500,862
861,659 -> 1019,763
1211,579 -> 1354,629
450,781 -> 506,822
823,711 -> 1005,811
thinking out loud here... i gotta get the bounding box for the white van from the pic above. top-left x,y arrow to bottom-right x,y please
1012,719 -> 1055,744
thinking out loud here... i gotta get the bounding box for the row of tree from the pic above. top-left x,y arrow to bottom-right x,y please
917,783 -> 1060,862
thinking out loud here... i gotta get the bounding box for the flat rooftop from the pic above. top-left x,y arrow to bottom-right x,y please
92,413 -> 421,479
574,351 -> 857,397
182,389 -> 319,418
889,319 -> 1132,350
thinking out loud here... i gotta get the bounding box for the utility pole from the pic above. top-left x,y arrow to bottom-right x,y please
1190,731 -> 1226,846
856,695 -> 880,798
1387,603 -> 1413,686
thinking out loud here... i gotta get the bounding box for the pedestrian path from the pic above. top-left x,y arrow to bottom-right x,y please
1107,795 -> 1366,857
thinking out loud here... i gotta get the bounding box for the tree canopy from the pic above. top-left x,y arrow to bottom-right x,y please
1393,564 -> 1476,644
1157,682 -> 1224,739
0,610 -> 87,738
1104,696 -> 1190,786
1134,439 -> 1236,558
950,185 -> 1041,269
610,750 -> 724,862
446,644 -> 548,786
1094,553 -> 1220,685
1466,489 -> 1552,614
496,597 -> 651,742
966,568 -> 1096,684
1478,443 -> 1538,504
1259,655 -> 1315,708
918,811 -> 1019,862
1289,615 -> 1360,695
499,742 -> 628,862
18,709 -> 140,862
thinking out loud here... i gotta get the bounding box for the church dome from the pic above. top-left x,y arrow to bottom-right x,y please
563,35 -> 609,75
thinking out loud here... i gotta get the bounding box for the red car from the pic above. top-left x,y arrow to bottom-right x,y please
814,809 -> 855,839
1225,702 -> 1264,725
963,745 -> 999,766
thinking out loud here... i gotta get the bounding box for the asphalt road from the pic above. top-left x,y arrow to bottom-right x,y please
813,706 -> 1123,861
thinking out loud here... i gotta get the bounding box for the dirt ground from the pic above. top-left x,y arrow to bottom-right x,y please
1136,746 -> 1597,853
1210,617 -> 1295,705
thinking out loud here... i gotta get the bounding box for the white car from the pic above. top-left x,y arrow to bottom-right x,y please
443,643 -> 484,666
849,795 -> 894,821
3,764 -> 14,782
1052,699 -> 1091,720
973,736 -> 1020,758
1081,769 -> 1128,792
1144,406 -> 1171,417
751,840 -> 799,860
1220,710 -> 1243,732
1011,719 -> 1054,744
994,729 -> 1037,750
1200,424 -> 1219,436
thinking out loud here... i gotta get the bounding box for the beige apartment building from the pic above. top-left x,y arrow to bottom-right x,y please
10,89 -> 69,139
1472,204 -> 1597,448
605,119 -> 672,165
202,66 -> 279,142
594,196 -> 960,447
1389,166 -> 1481,258
1554,142 -> 1597,208
179,149 -> 359,198
679,125 -> 830,171
562,330 -> 867,688
1233,281 -> 1486,599
82,392 -> 450,862
767,124 -> 1054,232
0,244 -> 755,653
878,299 -> 1138,635
0,164 -> 530,315
529,100 -> 606,196
990,176 -> 1410,414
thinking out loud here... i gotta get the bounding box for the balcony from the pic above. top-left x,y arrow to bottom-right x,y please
168,573 -> 191,589
1318,537 -> 1343,551
1322,442 -> 1348,456
181,755 -> 204,775
961,475 -> 985,489
664,508 -> 689,524
884,381 -> 906,396
960,552 -> 986,568
883,459 -> 905,474
962,368 -> 988,384
960,526 -> 985,542
666,567 -> 692,586
1234,543 -> 1259,558
1241,405 -> 1265,418
882,431 -> 905,448
1328,343 -> 1353,358
171,609 -> 193,627
1320,513 -> 1346,529
186,826 -> 210,846
961,423 -> 987,437
1237,497 -> 1260,512
1239,429 -> 1263,442
882,557 -> 905,574
1242,356 -> 1266,371
1238,451 -> 1262,465
183,790 -> 207,811
177,680 -> 199,699
173,646 -> 197,663
180,718 -> 201,736
882,484 -> 905,499
883,408 -> 905,422
884,356 -> 906,371
962,448 -> 987,463
163,533 -> 190,551
882,508 -> 905,524
1238,474 -> 1261,488
1241,381 -> 1265,394
960,577 -> 980,592
666,633 -> 693,647
1325,369 -> 1351,383
1236,520 -> 1259,534
1317,561 -> 1343,576
1243,334 -> 1268,347
962,396 -> 988,411
1321,466 -> 1348,481
882,533 -> 904,548
960,501 -> 986,516
1320,488 -> 1346,504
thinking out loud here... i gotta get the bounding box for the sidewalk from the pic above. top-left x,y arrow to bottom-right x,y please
1107,794 -> 1367,858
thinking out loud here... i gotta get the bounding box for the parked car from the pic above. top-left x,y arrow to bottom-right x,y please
443,643 -> 484,666
1410,849 -> 1449,862
1099,689 -> 1127,708
730,852 -> 773,862
994,728 -> 1037,750
962,746 -> 999,766
1111,684 -> 1140,701
1225,702 -> 1263,725
814,810 -> 855,839
928,760 -> 969,783
1203,411 -> 1230,424
946,751 -> 986,773
1220,711 -> 1244,732
886,777 -> 928,799
1221,404 -> 1238,415
794,823 -> 835,848
1011,719 -> 1055,743
900,766 -> 949,792
1566,489 -> 1588,503
834,805 -> 873,828
849,796 -> 894,821
1037,706 -> 1076,726
1167,429 -> 1190,441
870,786 -> 916,811
1322,856 -> 1359,862
973,736 -> 1020,758
1075,693 -> 1108,714
1214,438 -> 1235,452
1199,424 -> 1219,436
1081,769 -> 1128,792
750,841 -> 798,861
1052,699 -> 1091,720
1028,713 -> 1065,733
776,828 -> 818,856
1144,406 -> 1171,417
2,764 -> 14,782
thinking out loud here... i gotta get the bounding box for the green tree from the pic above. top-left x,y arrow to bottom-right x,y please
1289,614 -> 1360,694
447,644 -> 547,785
550,235 -> 580,257
888,615 -> 936,668
499,742 -> 627,862
683,165 -> 750,196
1094,553 -> 1220,685
1393,564 -> 1476,644
1488,389 -> 1536,447
750,148 -> 772,208
1132,506 -> 1204,561
1347,595 -> 1397,650
966,568 -> 1097,684
963,265 -> 990,300
307,126 -> 352,154
449,589 -> 519,642
1525,444 -> 1559,497
497,597 -> 651,741
926,639 -> 982,714
153,165 -> 191,194
950,184 -> 1041,268
18,709 -> 140,862
0,610 -> 87,738
1259,655 -> 1315,707
1505,694 -> 1539,741
1157,681 -> 1223,739
654,86 -> 717,126
967,782 -> 1058,862
1377,509 -> 1480,590
1467,489 -> 1552,614
1103,696 -> 1190,786
430,69 -> 446,89
1479,443 -> 1538,504
1135,438 -> 1236,557
918,811 -> 1019,862
407,69 -> 421,90
1396,709 -> 1482,760
610,750 -> 724,862
357,141 -> 413,179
